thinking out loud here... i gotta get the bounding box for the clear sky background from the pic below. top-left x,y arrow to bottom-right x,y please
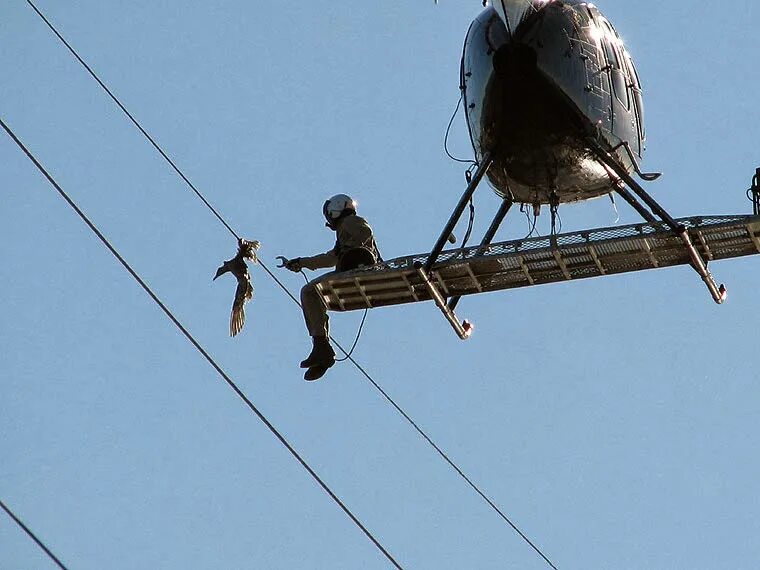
2,1 -> 759,569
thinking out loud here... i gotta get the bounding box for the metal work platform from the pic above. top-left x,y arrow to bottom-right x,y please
316,215 -> 760,312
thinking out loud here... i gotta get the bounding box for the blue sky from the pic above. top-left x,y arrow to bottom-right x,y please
2,1 -> 759,569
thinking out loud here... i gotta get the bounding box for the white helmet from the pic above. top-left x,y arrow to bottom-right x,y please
323,194 -> 357,227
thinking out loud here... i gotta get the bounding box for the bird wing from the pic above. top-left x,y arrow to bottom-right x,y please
230,273 -> 253,337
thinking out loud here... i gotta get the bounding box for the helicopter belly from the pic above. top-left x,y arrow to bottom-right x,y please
461,2 -> 646,205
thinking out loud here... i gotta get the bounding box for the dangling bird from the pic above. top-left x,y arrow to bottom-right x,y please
213,239 -> 261,337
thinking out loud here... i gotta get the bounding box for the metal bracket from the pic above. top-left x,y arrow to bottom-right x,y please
588,136 -> 727,304
679,228 -> 727,304
607,140 -> 662,181
415,264 -> 473,340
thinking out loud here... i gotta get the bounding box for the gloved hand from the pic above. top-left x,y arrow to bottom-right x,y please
284,257 -> 303,272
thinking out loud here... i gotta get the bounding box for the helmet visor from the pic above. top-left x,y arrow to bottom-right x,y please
322,200 -> 331,221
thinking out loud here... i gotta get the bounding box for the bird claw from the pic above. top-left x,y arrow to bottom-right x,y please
237,238 -> 261,263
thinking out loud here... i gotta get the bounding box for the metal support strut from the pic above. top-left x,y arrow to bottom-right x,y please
448,195 -> 513,311
589,137 -> 727,304
425,152 -> 494,271
421,151 -> 493,338
416,264 -> 473,340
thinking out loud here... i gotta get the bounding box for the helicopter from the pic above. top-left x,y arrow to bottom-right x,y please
439,0 -> 726,301
464,0 -> 646,207
311,0 -> 760,338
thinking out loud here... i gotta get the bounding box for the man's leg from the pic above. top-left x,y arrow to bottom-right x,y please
299,279 -> 335,380
300,279 -> 330,339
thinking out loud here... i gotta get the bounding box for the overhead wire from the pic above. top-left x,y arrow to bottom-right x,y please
0,116 -> 404,570
23,0 -> 239,243
0,498 -> 69,570
264,252 -> 557,569
26,0 -> 371,367
21,4 -> 560,568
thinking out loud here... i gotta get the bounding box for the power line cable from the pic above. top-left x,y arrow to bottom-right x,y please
0,116 -> 404,570
0,498 -> 69,570
23,0 -> 239,242
263,246 -> 557,569
258,256 -> 554,565
22,5 -> 559,568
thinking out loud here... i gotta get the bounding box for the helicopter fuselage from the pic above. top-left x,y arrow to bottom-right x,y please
462,0 -> 646,205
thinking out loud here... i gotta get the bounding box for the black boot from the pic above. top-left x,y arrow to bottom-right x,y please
304,362 -> 333,382
300,336 -> 336,369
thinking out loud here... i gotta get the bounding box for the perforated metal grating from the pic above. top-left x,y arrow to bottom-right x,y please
315,215 -> 760,312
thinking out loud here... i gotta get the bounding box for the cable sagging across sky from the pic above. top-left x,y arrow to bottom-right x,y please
0,116 -> 404,570
0,499 -> 70,570
21,3 -> 559,567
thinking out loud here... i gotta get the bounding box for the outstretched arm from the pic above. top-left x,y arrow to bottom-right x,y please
285,249 -> 338,272
300,249 -> 338,270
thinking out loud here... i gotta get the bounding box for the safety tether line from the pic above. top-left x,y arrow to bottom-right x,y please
0,498 -> 69,570
1,116 -> 404,570
23,5 -> 559,568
